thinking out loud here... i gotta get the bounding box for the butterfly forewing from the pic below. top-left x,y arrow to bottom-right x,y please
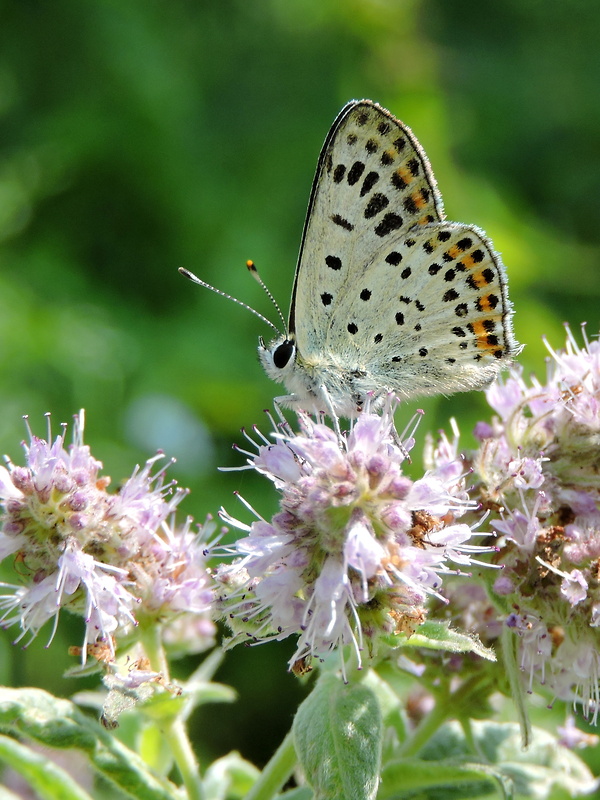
290,100 -> 444,358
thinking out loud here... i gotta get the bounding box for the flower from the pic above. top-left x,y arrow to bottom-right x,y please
215,397 -> 492,673
130,514 -> 216,657
557,715 -> 600,750
0,411 -> 214,660
463,326 -> 600,723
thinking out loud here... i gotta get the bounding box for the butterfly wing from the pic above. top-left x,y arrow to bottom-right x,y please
329,221 -> 518,398
289,100 -> 443,353
289,100 -> 517,400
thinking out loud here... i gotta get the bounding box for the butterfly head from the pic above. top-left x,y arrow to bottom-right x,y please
258,334 -> 297,385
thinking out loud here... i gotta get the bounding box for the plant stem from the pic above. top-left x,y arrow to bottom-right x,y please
397,690 -> 451,759
244,730 -> 297,800
398,673 -> 488,759
141,623 -> 170,678
140,624 -> 205,800
164,718 -> 205,800
501,623 -> 531,748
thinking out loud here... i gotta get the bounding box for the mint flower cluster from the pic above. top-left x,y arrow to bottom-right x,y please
0,412 -> 214,659
2,327 -> 600,737
215,398 -> 492,673
465,327 -> 600,722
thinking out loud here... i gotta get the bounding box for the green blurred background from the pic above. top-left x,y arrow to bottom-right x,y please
1,0 -> 599,771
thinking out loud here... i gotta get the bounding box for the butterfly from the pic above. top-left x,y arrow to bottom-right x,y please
183,100 -> 519,419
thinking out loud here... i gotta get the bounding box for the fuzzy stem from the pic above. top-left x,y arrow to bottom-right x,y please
165,719 -> 205,800
501,623 -> 531,748
141,622 -> 170,677
244,730 -> 297,800
140,624 -> 205,800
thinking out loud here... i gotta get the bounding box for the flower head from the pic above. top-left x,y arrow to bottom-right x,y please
215,397 -> 491,672
0,411 -> 214,660
464,327 -> 600,723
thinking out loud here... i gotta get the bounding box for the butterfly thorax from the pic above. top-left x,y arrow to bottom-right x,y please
259,334 -> 384,418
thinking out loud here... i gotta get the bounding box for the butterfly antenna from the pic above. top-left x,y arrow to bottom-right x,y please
246,260 -> 288,335
178,267 -> 281,335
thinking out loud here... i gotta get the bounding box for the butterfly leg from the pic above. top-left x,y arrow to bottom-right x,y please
391,426 -> 412,463
272,388 -> 344,441
271,396 -> 296,437
316,384 -> 343,440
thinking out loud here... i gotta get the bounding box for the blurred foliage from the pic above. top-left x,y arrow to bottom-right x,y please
0,0 -> 599,771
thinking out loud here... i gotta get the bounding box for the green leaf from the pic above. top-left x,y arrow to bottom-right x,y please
384,620 -> 496,661
379,757 -> 500,799
203,751 -> 260,800
292,672 -> 382,800
275,788 -> 313,800
0,687 -> 179,800
420,720 -> 598,799
137,689 -> 187,722
138,724 -> 174,776
0,735 -> 94,800
182,680 -> 237,714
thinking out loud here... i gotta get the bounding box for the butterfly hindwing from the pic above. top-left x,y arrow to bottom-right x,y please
326,221 -> 516,398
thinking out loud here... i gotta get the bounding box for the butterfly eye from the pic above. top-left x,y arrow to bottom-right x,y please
273,340 -> 295,369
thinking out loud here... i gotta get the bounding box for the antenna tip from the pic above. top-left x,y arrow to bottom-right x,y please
179,267 -> 191,278
246,260 -> 257,272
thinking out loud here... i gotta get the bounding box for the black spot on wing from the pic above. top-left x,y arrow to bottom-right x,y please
391,171 -> 407,191
331,214 -> 354,231
476,294 -> 499,311
364,193 -> 389,219
360,171 -> 379,197
347,161 -> 365,185
375,213 -> 403,237
333,164 -> 346,183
